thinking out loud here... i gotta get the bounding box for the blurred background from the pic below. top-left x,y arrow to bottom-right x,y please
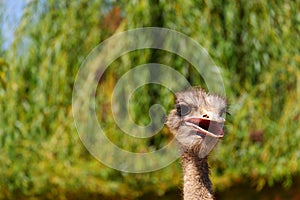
1,0 -> 300,199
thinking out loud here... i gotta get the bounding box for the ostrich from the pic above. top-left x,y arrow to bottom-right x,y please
166,87 -> 227,200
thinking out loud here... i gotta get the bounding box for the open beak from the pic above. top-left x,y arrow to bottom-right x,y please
184,116 -> 225,138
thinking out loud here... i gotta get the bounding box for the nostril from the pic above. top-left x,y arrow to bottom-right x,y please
202,114 -> 209,118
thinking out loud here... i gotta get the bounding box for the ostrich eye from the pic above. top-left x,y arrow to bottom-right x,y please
176,104 -> 191,116
220,108 -> 229,118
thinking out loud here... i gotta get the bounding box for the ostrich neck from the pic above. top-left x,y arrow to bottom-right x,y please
181,152 -> 214,200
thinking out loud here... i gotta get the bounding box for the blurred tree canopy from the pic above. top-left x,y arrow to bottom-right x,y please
0,0 -> 300,199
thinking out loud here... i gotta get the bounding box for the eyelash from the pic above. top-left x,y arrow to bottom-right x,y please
220,111 -> 230,118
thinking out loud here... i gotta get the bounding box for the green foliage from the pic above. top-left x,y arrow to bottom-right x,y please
1,0 -> 300,199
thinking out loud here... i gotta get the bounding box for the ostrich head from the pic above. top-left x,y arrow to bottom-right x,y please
166,88 -> 227,157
